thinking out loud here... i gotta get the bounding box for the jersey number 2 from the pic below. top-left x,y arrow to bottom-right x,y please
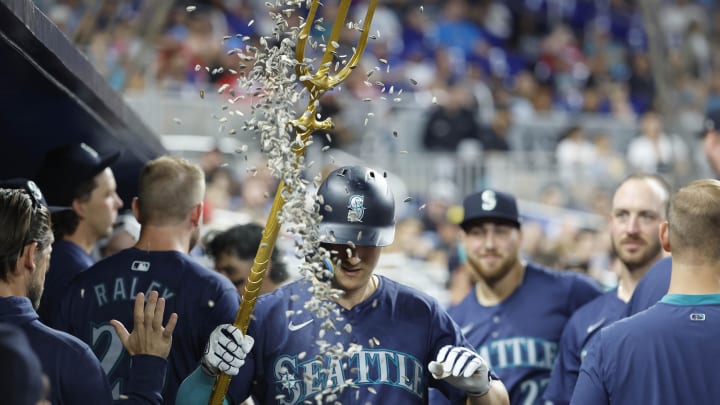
92,323 -> 125,399
520,378 -> 551,405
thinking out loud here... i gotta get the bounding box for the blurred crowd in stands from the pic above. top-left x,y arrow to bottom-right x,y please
36,0 -> 719,118
31,0 -> 720,302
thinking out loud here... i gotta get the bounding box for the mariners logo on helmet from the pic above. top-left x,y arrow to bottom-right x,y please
347,195 -> 365,223
317,166 -> 395,247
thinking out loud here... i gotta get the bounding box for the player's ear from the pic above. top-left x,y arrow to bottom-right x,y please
659,221 -> 671,253
71,197 -> 86,219
190,201 -> 203,227
17,241 -> 38,275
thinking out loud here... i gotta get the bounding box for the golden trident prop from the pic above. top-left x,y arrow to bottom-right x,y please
209,1 -> 377,403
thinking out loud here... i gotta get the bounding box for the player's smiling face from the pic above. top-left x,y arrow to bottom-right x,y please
461,220 -> 522,284
323,242 -> 381,296
610,178 -> 667,272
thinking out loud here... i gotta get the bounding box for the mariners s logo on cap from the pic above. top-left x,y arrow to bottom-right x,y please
347,195 -> 365,223
80,142 -> 100,159
481,190 -> 497,211
460,189 -> 521,228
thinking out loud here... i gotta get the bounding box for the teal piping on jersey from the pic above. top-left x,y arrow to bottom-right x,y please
660,294 -> 720,306
175,368 -> 230,405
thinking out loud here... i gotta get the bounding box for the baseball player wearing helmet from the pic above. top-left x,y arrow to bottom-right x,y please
431,189 -> 602,405
544,174 -> 670,405
0,183 -> 176,404
176,166 -> 510,405
47,157 -> 241,405
572,179 -> 720,404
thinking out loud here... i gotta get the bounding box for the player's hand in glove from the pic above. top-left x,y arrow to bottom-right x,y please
428,345 -> 490,397
200,324 -> 254,376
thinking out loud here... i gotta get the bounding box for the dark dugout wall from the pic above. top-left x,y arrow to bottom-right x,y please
0,0 -> 166,207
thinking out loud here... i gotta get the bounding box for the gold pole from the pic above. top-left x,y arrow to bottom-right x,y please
208,1 -> 377,403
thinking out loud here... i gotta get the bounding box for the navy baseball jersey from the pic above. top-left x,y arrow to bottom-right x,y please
38,240 -> 94,328
543,289 -> 626,405
50,247 -> 241,405
0,296 -> 167,404
433,264 -> 601,405
626,256 -> 671,316
232,275 -> 478,405
572,294 -> 720,404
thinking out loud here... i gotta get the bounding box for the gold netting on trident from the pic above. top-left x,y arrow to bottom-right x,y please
208,0 -> 378,403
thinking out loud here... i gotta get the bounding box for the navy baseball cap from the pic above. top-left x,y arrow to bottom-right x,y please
0,178 -> 71,213
0,323 -> 46,405
699,109 -> 720,137
35,143 -> 121,206
460,189 -> 521,229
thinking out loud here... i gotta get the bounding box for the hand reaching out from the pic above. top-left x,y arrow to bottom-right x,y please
111,291 -> 178,359
429,345 -> 490,397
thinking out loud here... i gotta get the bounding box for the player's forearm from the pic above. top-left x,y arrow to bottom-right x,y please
176,367 -> 231,405
467,380 -> 510,405
118,355 -> 167,404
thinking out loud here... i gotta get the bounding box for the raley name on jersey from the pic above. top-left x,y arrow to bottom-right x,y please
272,349 -> 425,404
477,337 -> 557,370
88,276 -> 176,307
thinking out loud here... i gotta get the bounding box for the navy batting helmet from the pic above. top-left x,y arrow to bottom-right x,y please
317,166 -> 395,247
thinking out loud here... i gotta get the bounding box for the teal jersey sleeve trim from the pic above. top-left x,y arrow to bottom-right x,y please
660,294 -> 720,306
175,368 -> 230,405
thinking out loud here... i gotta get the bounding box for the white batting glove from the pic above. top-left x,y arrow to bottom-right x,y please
200,324 -> 254,376
428,345 -> 490,397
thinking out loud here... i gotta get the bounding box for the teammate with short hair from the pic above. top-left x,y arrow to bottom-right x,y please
544,174 -> 670,404
0,183 -> 176,404
34,143 -> 124,327
177,165 -> 510,405
48,156 -> 241,405
626,111 -> 720,317
572,179 -> 720,404
205,222 -> 290,295
432,189 -> 602,405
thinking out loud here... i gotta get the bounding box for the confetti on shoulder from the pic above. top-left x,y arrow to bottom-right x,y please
186,5 -> 196,12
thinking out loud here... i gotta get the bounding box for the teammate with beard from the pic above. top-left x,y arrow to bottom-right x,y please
431,189 -> 601,405
544,174 -> 670,405
572,179 -> 720,404
176,166 -> 510,405
48,156 -> 241,405
0,183 -> 177,404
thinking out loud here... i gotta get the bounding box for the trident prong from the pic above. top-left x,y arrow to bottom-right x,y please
290,0 -> 377,154
208,1 -> 377,404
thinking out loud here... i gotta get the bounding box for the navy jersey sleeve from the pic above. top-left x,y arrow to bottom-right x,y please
544,315 -> 582,405
570,336 -> 608,405
117,355 -> 167,404
59,343 -> 115,404
567,273 -> 602,311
